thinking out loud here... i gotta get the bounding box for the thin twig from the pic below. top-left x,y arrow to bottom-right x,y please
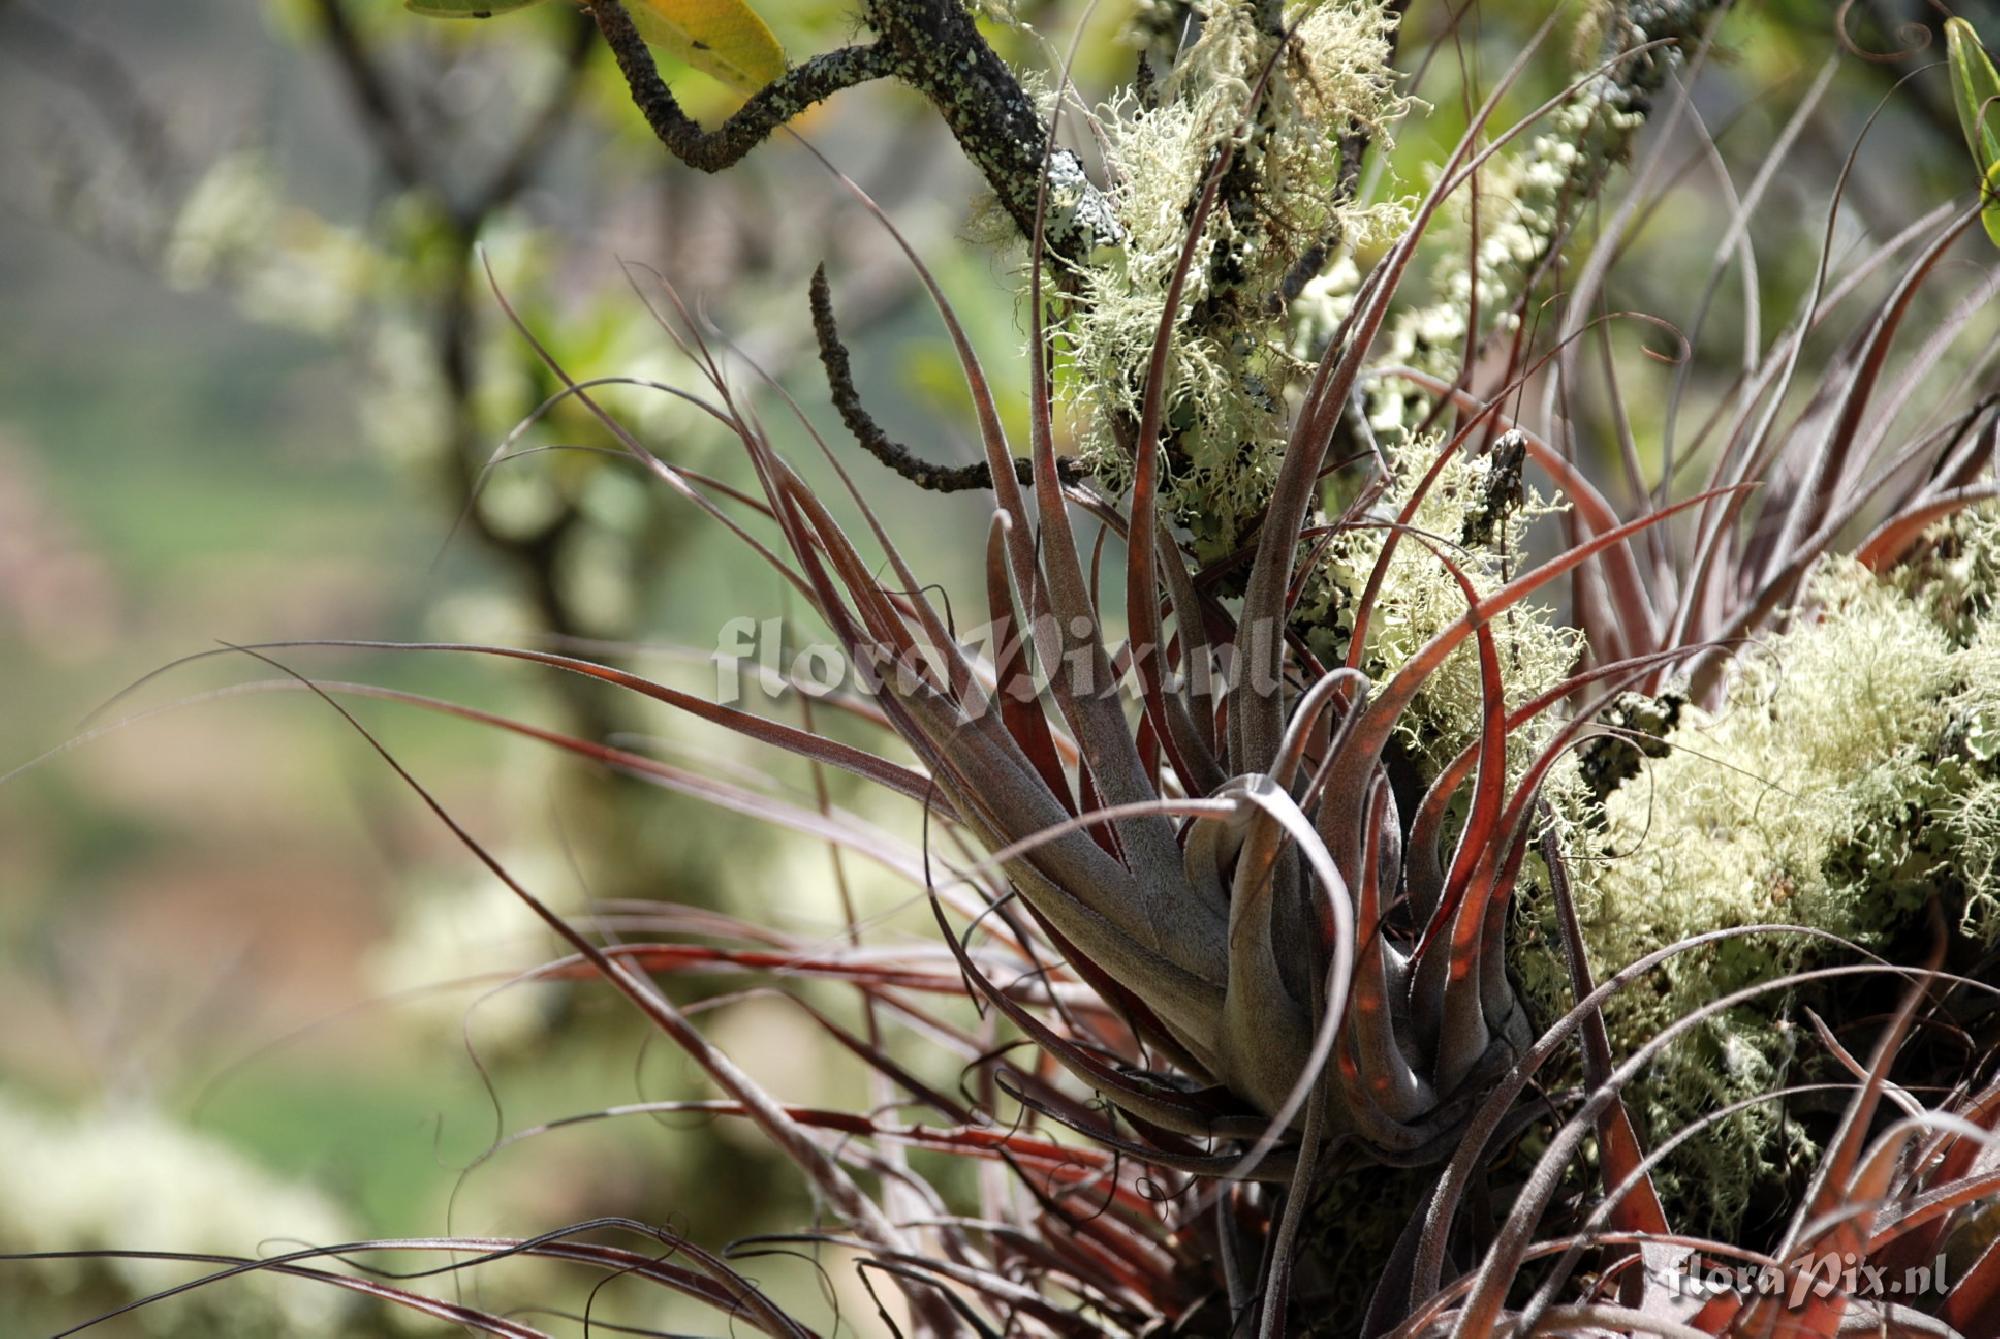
588,0 -> 895,172
810,265 -> 1089,493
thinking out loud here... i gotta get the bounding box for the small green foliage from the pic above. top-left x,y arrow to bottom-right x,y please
1946,17 -> 2000,246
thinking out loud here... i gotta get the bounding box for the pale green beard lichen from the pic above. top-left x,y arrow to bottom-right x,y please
1321,444 -> 1584,774
1946,756 -> 2000,936
1887,504 -> 2000,940
1524,507 -> 2000,1225
1066,0 -> 1407,564
1883,500 -> 2000,649
1590,562 -> 1961,949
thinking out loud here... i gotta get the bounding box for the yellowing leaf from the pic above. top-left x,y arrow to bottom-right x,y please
629,0 -> 787,97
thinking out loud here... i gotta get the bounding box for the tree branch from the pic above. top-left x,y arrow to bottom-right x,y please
309,0 -> 430,193
859,0 -> 1097,253
587,1 -> 895,171
589,0 -> 1116,262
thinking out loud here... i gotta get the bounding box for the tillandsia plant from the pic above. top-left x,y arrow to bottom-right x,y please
17,1 -> 2000,1336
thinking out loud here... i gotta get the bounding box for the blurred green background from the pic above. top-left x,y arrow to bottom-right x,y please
0,3 -> 1026,1331
1,0 -> 1994,1333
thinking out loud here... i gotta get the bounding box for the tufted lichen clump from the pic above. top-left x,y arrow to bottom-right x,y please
1064,0 -> 1408,565
1315,444 -> 1585,775
1526,505 -> 2000,1224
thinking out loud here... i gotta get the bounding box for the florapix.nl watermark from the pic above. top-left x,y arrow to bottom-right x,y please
709,614 -> 1287,713
1650,1250 -> 1950,1309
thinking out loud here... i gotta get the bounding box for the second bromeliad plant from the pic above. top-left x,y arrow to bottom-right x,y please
158,0 -> 2000,1333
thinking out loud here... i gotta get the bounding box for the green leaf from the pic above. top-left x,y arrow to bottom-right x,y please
404,0 -> 549,16
1948,20 -> 2000,175
1984,157 -> 2000,248
1947,20 -> 2000,247
629,0 -> 787,96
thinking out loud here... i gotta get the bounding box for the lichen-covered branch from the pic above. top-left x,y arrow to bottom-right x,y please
858,0 -> 1113,255
589,0 -> 1116,261
1600,0 -> 1730,118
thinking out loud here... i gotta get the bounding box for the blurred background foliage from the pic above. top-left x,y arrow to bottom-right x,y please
1,0 -> 1996,1332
